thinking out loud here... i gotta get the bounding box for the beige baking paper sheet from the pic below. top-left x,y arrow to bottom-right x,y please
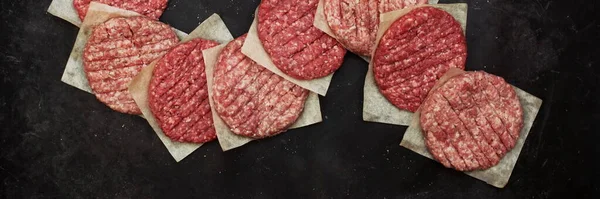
203,43 -> 323,151
313,0 -> 440,61
60,2 -> 187,94
128,14 -> 234,162
241,10 -> 334,96
399,68 -> 543,188
48,0 -> 82,27
363,3 -> 468,126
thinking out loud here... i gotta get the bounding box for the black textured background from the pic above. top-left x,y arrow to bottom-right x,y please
1,0 -> 599,198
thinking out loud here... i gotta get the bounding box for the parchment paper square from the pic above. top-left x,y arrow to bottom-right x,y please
400,68 -> 543,188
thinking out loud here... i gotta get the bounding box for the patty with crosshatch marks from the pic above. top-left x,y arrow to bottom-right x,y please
212,35 -> 309,139
420,71 -> 523,171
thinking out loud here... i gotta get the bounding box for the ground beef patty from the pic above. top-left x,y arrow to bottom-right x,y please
420,71 -> 523,171
373,7 -> 467,112
148,39 -> 218,143
257,0 -> 346,80
213,35 -> 309,138
83,16 -> 178,114
324,0 -> 427,56
74,0 -> 169,21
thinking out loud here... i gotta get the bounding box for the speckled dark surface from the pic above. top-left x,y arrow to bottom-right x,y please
1,0 -> 599,198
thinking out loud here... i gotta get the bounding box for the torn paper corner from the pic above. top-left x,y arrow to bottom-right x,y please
399,69 -> 543,188
362,3 -> 469,126
241,10 -> 333,96
203,41 -> 323,151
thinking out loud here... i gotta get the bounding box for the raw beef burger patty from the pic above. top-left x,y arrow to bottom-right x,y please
74,0 -> 169,21
83,16 -> 178,114
257,0 -> 346,80
420,71 -> 523,171
148,39 -> 218,143
373,7 -> 467,112
324,0 -> 428,56
213,35 -> 309,139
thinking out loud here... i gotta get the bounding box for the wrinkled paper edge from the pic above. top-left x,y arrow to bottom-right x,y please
128,14 -> 234,162
313,0 -> 439,61
241,9 -> 334,96
399,68 -> 543,188
60,2 -> 187,94
363,3 -> 468,126
203,42 -> 323,151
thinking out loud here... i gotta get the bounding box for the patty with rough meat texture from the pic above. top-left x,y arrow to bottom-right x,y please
213,34 -> 309,139
148,38 -> 218,143
324,0 -> 427,56
257,0 -> 346,80
74,0 -> 168,21
372,7 -> 467,112
83,16 -> 178,114
420,71 -> 523,171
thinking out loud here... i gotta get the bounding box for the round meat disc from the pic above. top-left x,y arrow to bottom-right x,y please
257,0 -> 346,80
148,38 -> 218,143
213,35 -> 309,139
373,7 -> 467,112
324,0 -> 428,56
83,16 -> 178,114
420,71 -> 523,171
74,0 -> 169,21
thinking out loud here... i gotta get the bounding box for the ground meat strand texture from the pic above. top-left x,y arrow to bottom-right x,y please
148,38 -> 218,144
419,71 -> 523,171
73,0 -> 169,21
258,0 -> 346,80
213,35 -> 309,139
83,16 -> 178,114
373,7 -> 467,112
323,0 -> 427,56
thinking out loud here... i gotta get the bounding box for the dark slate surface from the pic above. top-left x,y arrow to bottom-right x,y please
1,0 -> 599,198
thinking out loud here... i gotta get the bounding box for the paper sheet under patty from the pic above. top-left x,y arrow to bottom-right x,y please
400,68 -> 543,188
48,0 -> 82,27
